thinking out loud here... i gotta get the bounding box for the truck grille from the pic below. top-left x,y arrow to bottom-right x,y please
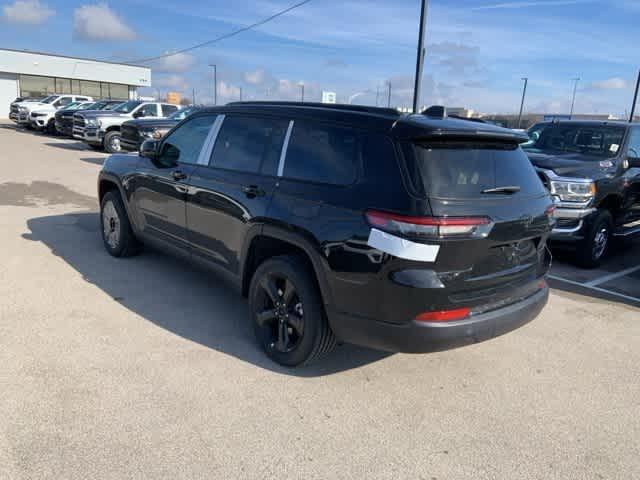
10,105 -> 19,115
74,116 -> 86,128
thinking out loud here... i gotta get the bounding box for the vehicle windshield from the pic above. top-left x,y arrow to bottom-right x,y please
104,102 -> 124,110
40,95 -> 58,104
76,102 -> 97,110
168,106 -> 196,120
60,102 -> 81,110
524,124 -> 625,158
113,101 -> 142,113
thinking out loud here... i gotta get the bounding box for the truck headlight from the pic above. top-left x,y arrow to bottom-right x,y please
86,119 -> 98,127
550,180 -> 596,202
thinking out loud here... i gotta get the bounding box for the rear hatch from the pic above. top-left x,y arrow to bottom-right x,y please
400,138 -> 553,308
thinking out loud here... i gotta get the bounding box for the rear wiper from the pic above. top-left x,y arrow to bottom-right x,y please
481,185 -> 521,194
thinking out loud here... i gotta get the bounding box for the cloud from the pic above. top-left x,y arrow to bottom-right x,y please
587,77 -> 628,90
150,53 -> 195,73
324,58 -> 348,68
427,41 -> 481,75
472,0 -> 591,10
2,0 -> 54,24
153,75 -> 188,91
73,4 -> 136,41
244,68 -> 266,85
217,81 -> 241,100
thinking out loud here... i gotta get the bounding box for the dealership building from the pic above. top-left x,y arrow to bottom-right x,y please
0,48 -> 151,118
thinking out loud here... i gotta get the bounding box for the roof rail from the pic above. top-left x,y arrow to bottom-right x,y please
226,101 -> 401,117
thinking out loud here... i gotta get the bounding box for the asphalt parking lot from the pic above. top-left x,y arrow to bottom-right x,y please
1,121 -> 639,480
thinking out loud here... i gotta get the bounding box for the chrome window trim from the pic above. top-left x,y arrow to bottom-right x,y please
277,120 -> 295,177
197,114 -> 225,166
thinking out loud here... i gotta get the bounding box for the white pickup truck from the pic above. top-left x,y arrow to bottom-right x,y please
15,94 -> 93,131
73,100 -> 179,153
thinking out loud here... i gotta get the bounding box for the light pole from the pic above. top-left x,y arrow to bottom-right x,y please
375,85 -> 380,106
299,82 -> 305,102
209,64 -> 217,105
412,0 -> 429,114
240,86 -> 243,102
387,81 -> 392,108
517,77 -> 528,129
630,70 -> 640,123
570,77 -> 580,118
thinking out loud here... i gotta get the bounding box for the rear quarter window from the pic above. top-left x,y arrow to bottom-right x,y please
283,120 -> 359,185
403,141 -> 546,199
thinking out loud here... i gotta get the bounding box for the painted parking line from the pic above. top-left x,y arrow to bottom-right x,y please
547,274 -> 640,305
582,265 -> 640,287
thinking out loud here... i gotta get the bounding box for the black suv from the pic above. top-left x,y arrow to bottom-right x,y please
524,121 -> 640,267
97,103 -> 553,366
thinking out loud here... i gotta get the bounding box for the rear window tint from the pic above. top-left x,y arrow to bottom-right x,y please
284,121 -> 358,185
404,141 -> 546,199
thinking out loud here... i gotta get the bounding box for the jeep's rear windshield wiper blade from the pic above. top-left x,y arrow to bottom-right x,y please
481,185 -> 521,194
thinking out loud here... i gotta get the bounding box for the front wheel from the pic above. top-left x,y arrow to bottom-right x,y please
104,131 -> 122,154
100,191 -> 141,257
575,210 -> 612,268
249,255 -> 336,367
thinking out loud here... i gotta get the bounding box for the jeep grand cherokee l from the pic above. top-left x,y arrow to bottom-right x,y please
98,102 -> 553,366
524,120 -> 640,267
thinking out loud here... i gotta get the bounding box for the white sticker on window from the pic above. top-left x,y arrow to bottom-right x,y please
610,144 -> 619,153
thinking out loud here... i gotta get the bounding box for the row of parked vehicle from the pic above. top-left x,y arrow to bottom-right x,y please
8,94 -> 199,153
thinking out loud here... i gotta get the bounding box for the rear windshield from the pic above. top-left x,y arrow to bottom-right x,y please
405,141 -> 546,199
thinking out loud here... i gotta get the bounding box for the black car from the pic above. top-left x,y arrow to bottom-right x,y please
120,106 -> 200,152
55,100 -> 123,137
524,121 -> 640,267
97,102 -> 553,366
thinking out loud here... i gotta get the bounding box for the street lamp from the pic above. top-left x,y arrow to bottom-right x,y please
208,64 -> 217,105
412,0 -> 429,113
298,82 -> 305,102
570,77 -> 580,118
517,77 -> 528,129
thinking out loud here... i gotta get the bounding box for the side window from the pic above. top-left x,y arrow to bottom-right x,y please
283,121 -> 359,185
56,97 -> 73,107
158,115 -> 217,165
626,128 -> 640,157
210,116 -> 289,175
138,104 -> 159,117
162,105 -> 179,116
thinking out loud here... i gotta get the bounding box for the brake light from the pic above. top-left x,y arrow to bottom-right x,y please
414,307 -> 470,322
365,210 -> 492,239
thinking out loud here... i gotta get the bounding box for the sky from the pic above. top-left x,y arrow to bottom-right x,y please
1,0 -> 639,115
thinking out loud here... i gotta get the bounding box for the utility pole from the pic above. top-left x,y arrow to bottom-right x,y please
376,85 -> 380,106
192,88 -> 196,106
630,69 -> 640,123
299,83 -> 305,102
240,86 -> 243,102
517,77 -> 528,129
570,77 -> 580,118
412,0 -> 429,114
208,64 -> 217,105
387,82 -> 392,108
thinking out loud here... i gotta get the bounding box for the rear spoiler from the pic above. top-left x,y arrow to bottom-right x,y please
414,128 -> 530,144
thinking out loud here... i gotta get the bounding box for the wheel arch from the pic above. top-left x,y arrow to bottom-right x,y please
240,225 -> 334,310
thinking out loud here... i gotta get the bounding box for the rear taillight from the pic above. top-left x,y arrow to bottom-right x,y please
414,307 -> 470,322
365,210 -> 493,239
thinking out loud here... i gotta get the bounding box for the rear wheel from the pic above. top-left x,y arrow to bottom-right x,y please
104,131 -> 122,154
575,209 -> 612,268
100,191 -> 141,257
249,255 -> 336,367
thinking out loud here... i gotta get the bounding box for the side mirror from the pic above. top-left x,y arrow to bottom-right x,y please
139,139 -> 159,159
627,155 -> 640,169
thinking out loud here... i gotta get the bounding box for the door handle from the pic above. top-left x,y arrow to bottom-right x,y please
172,170 -> 187,181
241,185 -> 265,198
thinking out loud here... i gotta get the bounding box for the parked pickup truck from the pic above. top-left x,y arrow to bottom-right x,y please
73,100 -> 180,153
120,106 -> 201,152
55,100 -> 123,137
524,120 -> 640,267
16,94 -> 92,129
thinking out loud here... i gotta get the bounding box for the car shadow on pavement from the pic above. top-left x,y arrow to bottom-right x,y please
23,212 -> 391,376
80,157 -> 106,166
44,141 -> 97,152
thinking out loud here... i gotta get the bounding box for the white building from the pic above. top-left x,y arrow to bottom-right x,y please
0,48 -> 151,118
321,91 -> 337,104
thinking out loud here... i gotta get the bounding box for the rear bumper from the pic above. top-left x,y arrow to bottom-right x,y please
331,287 -> 548,353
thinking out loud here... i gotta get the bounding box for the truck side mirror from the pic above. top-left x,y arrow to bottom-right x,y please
627,155 -> 640,169
139,139 -> 159,159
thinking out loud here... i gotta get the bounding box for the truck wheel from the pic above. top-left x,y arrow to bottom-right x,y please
104,131 -> 122,154
249,255 -> 336,367
100,191 -> 142,257
575,210 -> 612,268
46,119 -> 56,135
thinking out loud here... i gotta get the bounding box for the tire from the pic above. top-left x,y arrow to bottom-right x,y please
104,131 -> 122,154
249,255 -> 336,367
46,119 -> 56,135
100,191 -> 142,257
575,209 -> 612,268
